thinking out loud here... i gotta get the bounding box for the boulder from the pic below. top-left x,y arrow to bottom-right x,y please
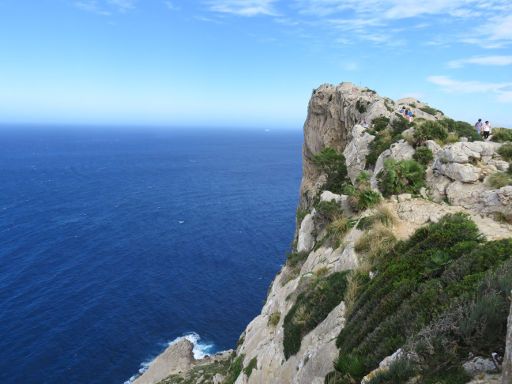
343,124 -> 375,183
371,140 -> 415,188
440,163 -> 481,183
463,357 -> 498,376
297,213 -> 316,253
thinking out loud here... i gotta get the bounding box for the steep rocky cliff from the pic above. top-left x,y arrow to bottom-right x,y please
136,83 -> 512,384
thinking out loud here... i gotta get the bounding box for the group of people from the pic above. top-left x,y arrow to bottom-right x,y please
399,106 -> 414,122
474,118 -> 492,139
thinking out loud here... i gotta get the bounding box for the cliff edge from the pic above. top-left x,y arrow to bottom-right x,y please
137,83 -> 512,384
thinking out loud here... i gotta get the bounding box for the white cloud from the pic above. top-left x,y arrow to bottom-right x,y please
163,1 -> 179,11
74,0 -> 135,15
448,55 -> 512,68
428,75 -> 512,103
206,0 -> 278,16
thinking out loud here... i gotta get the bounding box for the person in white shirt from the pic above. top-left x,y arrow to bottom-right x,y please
482,121 -> 491,139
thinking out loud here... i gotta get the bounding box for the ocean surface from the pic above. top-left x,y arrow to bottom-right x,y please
0,127 -> 303,384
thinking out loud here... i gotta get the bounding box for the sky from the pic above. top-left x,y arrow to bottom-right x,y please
0,0 -> 511,128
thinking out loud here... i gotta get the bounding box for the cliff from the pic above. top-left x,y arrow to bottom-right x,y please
136,83 -> 512,384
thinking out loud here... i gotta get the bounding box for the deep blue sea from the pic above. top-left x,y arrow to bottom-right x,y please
0,127 -> 302,384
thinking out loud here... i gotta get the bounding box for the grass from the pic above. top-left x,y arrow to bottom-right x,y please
487,172 -> 512,188
281,251 -> 309,285
356,205 -> 397,230
327,216 -> 351,248
419,105 -> 443,116
268,312 -> 281,327
327,213 -> 512,384
283,271 -> 349,359
354,223 -> 397,266
243,357 -> 258,378
378,159 -> 425,197
491,128 -> 512,142
498,143 -> 512,161
224,354 -> 245,384
157,354 -> 233,384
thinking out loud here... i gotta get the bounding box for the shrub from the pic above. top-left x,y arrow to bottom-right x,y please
413,146 -> 434,166
439,118 -> 480,141
225,354 -> 245,384
498,143 -> 512,161
357,205 -> 397,230
356,189 -> 382,211
312,148 -> 349,194
419,105 -> 442,116
366,359 -> 417,384
268,312 -> 281,327
367,129 -> 399,168
371,116 -> 390,132
390,115 -> 411,134
327,216 -> 351,247
487,172 -> 512,188
281,251 -> 309,285
332,214 -> 511,384
413,121 -> 448,145
315,200 -> 343,221
491,128 -> 512,142
243,357 -> 257,378
356,99 -> 368,113
378,159 -> 425,197
283,271 -> 349,358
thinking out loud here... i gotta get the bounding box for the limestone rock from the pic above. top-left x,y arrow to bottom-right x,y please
133,339 -> 195,384
297,213 -> 315,253
343,124 -> 375,183
441,162 -> 481,183
463,357 -> 498,376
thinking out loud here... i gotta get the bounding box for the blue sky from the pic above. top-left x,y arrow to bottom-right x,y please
0,0 -> 511,128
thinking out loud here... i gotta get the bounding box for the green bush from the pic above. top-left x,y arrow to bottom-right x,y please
315,200 -> 343,221
371,116 -> 390,132
243,357 -> 257,378
390,115 -> 411,134
413,146 -> 434,165
225,354 -> 245,384
487,172 -> 512,188
378,159 -> 425,197
366,360 -> 417,384
419,105 -> 442,116
413,121 -> 448,145
283,271 -> 349,359
356,99 -> 368,113
491,128 -> 512,142
438,118 -> 480,141
312,148 -> 349,194
331,213 -> 511,384
268,312 -> 281,327
367,129 -> 400,168
356,189 -> 382,211
498,143 -> 512,161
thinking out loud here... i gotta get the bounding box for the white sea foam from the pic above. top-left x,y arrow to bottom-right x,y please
124,332 -> 215,384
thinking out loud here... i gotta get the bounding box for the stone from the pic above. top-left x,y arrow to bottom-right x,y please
463,357 -> 498,376
297,213 -> 316,253
133,339 -> 195,384
212,373 -> 225,384
371,140 -> 415,188
441,163 -> 481,183
343,124 -> 375,183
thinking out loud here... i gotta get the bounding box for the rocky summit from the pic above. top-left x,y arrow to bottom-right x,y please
135,83 -> 512,384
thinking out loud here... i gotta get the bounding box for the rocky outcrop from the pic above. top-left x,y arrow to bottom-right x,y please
134,339 -> 195,384
145,83 -> 512,384
300,83 -> 393,207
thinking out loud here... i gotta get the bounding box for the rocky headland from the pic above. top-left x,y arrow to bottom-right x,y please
134,83 -> 512,384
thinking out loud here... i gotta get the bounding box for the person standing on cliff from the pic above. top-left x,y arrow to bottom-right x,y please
474,119 -> 483,136
482,121 -> 492,139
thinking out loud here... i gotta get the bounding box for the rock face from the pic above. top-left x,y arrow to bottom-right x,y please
134,339 -> 195,384
143,83 -> 512,384
300,83 -> 393,207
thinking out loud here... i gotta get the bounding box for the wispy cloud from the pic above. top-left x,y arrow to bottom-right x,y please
74,0 -> 136,15
428,75 -> 512,103
163,1 -> 179,11
448,55 -> 512,68
206,0 -> 278,16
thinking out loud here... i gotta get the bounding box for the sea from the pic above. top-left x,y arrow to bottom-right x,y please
0,127 -> 303,384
